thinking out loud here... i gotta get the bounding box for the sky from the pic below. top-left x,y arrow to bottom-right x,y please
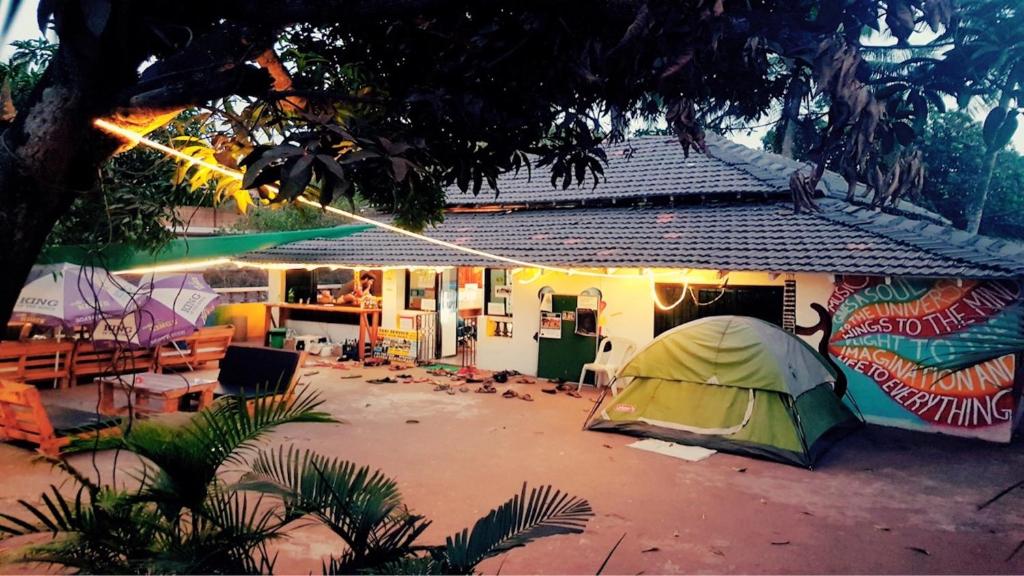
1,0 -> 1020,153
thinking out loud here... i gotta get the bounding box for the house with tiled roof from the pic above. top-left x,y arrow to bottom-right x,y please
243,135 -> 1024,443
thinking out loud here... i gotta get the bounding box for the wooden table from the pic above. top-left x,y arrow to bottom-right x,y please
96,372 -> 218,415
265,302 -> 381,360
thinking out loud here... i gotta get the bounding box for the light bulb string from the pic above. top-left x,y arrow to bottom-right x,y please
95,119 -> 639,280
649,271 -> 689,311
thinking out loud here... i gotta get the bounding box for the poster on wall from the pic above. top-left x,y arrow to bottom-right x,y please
575,308 -> 598,336
540,312 -> 562,339
827,275 -> 1024,442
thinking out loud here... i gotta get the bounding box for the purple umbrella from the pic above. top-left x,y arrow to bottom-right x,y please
93,273 -> 220,349
12,263 -> 142,327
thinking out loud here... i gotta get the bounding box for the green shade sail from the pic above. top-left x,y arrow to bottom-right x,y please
38,225 -> 372,271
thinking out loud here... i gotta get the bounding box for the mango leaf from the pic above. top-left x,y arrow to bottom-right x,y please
279,154 -> 315,199
893,121 -> 915,146
391,157 -> 413,182
982,107 -> 1007,147
80,0 -> 111,37
992,111 -> 1019,151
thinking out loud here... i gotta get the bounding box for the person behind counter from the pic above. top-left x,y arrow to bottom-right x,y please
319,272 -> 375,306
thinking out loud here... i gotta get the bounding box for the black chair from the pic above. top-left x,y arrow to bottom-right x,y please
214,345 -> 304,401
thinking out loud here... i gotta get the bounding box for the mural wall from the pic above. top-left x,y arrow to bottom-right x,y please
827,276 -> 1024,442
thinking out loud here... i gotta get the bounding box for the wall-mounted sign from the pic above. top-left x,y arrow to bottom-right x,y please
540,311 -> 562,339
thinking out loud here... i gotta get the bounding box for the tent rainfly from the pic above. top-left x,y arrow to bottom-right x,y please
587,316 -> 862,468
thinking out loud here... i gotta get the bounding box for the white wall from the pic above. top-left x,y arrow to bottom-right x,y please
377,266 -> 837,375
381,269 -> 405,330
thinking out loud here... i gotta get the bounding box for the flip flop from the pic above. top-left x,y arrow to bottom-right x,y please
339,374 -> 362,379
502,389 -> 518,399
368,377 -> 398,384
520,393 -> 534,402
542,388 -> 557,395
433,383 -> 451,392
446,388 -> 457,395
555,383 -> 573,392
567,390 -> 583,398
459,385 -> 469,393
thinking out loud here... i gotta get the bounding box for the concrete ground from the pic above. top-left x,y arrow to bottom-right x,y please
2,363 -> 1024,574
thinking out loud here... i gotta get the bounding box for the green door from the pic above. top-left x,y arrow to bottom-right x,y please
537,295 -> 598,381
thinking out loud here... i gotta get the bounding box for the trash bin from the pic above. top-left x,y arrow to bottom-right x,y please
267,328 -> 288,349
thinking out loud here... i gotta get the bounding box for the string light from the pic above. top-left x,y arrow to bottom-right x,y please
93,120 -> 730,316
95,119 -> 632,280
114,258 -> 234,275
649,270 -> 690,311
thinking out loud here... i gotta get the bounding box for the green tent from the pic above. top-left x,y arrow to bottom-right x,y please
587,316 -> 861,468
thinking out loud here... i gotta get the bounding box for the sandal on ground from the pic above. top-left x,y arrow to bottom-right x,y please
368,377 -> 398,384
446,388 -> 457,395
502,389 -> 518,399
567,390 -> 583,398
542,387 -> 557,395
555,383 -> 573,392
459,385 -> 469,393
520,393 -> 534,402
433,383 -> 451,392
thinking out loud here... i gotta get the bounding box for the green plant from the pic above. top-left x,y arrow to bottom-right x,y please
0,388 -> 334,574
0,391 -> 594,574
239,446 -> 593,574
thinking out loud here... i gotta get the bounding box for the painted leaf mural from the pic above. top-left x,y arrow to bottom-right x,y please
828,276 -> 1024,442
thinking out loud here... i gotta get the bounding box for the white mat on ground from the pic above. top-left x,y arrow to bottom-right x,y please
626,439 -> 717,462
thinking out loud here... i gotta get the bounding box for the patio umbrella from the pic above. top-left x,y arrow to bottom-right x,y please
12,263 -> 141,388
11,263 -> 141,327
93,273 -> 220,350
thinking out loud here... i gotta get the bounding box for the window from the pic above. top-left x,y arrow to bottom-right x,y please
406,270 -> 438,311
654,284 -> 784,336
483,269 -> 513,316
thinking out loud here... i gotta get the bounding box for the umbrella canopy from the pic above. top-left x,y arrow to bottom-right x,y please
12,263 -> 141,327
93,273 -> 220,348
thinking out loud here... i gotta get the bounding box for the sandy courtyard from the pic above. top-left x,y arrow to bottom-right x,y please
2,363 -> 1024,575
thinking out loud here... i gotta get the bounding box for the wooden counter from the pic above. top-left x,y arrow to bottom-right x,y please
265,302 -> 381,360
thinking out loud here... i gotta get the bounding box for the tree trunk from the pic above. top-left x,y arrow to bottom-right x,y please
775,70 -> 805,158
0,42 -> 133,326
964,147 -> 999,235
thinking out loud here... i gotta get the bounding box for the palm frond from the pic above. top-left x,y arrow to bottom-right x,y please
108,385 -> 333,514
440,483 -> 594,575
238,445 -> 430,571
0,485 -> 86,536
192,384 -> 334,469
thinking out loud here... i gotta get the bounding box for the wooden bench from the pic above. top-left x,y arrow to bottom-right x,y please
0,379 -> 121,457
154,325 -> 234,372
4,322 -> 32,342
70,341 -> 155,383
214,345 -> 306,408
0,341 -> 75,389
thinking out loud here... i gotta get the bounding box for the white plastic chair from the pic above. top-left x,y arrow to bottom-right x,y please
577,337 -> 636,393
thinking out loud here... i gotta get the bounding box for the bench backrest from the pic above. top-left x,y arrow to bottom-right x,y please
156,325 -> 234,369
0,379 -> 55,445
70,341 -> 118,379
217,345 -> 303,396
0,341 -> 73,386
